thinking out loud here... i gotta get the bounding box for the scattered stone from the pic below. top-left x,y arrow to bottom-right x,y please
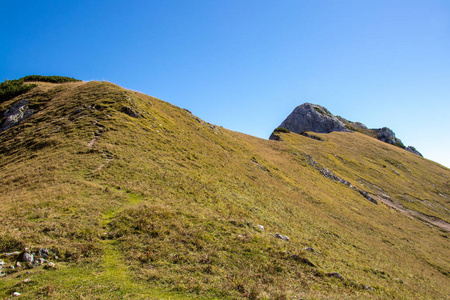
23,278 -> 31,283
363,285 -> 374,291
39,248 -> 49,258
0,260 -> 5,266
15,262 -> 22,268
13,292 -> 21,296
304,247 -> 317,253
291,254 -> 301,260
391,167 -> 400,175
121,106 -> 140,118
44,262 -> 56,269
326,272 -> 344,280
291,255 -> 316,267
274,233 -> 290,241
37,258 -> 46,265
4,251 -> 20,256
301,258 -> 316,267
256,225 -> 264,231
358,190 -> 378,204
393,278 -> 404,284
17,249 -> 34,263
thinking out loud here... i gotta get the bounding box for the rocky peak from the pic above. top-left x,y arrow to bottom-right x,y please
276,103 -> 351,135
271,103 -> 423,157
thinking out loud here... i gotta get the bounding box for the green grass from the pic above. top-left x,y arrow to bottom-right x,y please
0,80 -> 449,299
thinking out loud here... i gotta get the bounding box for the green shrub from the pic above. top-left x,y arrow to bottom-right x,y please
0,79 -> 36,103
0,75 -> 80,103
21,75 -> 80,83
273,127 -> 290,133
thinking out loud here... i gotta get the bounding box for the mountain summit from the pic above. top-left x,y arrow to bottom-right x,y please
272,103 -> 423,156
0,77 -> 448,299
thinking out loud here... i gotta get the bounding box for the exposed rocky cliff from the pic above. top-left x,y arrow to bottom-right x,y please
272,103 -> 423,157
277,103 -> 351,134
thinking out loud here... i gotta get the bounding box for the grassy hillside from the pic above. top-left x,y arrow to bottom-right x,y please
0,80 -> 449,299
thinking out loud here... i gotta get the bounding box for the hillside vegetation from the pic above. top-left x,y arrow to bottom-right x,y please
0,80 -> 449,299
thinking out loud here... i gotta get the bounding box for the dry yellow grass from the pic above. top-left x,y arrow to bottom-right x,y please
0,80 -> 449,299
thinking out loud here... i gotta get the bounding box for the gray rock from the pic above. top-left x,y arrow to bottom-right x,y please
37,257 -> 46,265
4,251 -> 20,256
256,225 -> 264,231
18,250 -> 34,263
0,260 -> 5,266
39,248 -> 49,258
44,261 -> 56,269
0,99 -> 34,132
326,272 -> 344,280
13,292 -> 21,296
291,256 -> 316,267
406,146 -> 423,157
375,127 -> 404,148
304,247 -> 316,253
275,233 -> 290,241
121,106 -> 140,118
271,103 -> 351,139
14,262 -> 21,268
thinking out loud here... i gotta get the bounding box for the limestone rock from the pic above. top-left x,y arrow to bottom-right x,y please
0,99 -> 34,132
274,233 -> 290,241
375,127 -> 405,148
406,146 -> 423,157
17,249 -> 34,264
272,103 -> 351,138
272,103 -> 424,157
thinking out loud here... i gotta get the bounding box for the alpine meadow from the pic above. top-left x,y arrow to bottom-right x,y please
0,77 -> 449,299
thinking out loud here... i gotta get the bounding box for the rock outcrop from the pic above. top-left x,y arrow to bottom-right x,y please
406,146 -> 423,157
276,103 -> 351,135
271,103 -> 423,157
375,127 -> 405,148
0,99 -> 34,133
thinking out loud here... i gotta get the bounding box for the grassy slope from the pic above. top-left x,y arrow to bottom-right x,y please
0,81 -> 449,299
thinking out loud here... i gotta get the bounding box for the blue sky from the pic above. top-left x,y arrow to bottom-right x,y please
1,1 -> 449,167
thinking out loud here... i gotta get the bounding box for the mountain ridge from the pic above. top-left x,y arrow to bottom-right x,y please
272,103 -> 423,157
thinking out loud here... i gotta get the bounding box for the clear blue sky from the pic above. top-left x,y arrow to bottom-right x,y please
1,0 -> 449,167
